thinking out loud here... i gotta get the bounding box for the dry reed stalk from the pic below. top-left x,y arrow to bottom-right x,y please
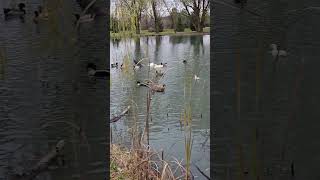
111,143 -> 190,180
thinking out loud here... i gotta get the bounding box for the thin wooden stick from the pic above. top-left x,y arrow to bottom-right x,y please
194,164 -> 210,180
110,105 -> 131,123
75,0 -> 97,29
10,140 -> 65,180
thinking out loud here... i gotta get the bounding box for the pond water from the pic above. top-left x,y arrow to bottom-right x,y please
110,35 -> 210,179
0,1 -> 107,179
212,0 -> 320,179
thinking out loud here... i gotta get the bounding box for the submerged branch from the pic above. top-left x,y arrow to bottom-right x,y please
111,106 -> 131,123
10,140 -> 65,180
194,163 -> 210,180
75,0 -> 97,29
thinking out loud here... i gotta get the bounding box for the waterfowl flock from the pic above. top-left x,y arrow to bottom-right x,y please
111,58 -> 169,92
123,42 -> 287,94
3,3 -> 26,17
2,2 -> 107,80
111,56 -> 206,93
115,58 -> 168,72
3,2 -> 97,27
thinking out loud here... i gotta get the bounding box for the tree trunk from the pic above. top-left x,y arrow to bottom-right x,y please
172,16 -> 176,33
193,8 -> 202,32
151,0 -> 160,34
183,0 -> 209,33
199,9 -> 208,32
170,10 -> 177,32
135,16 -> 140,34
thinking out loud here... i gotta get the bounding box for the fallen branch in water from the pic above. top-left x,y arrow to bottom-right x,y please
75,0 -> 97,29
10,140 -> 65,180
194,163 -> 210,180
110,106 -> 131,123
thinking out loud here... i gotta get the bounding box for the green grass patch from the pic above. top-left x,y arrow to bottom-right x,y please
111,27 -> 210,39
110,160 -> 126,180
184,28 -> 192,32
203,27 -> 210,33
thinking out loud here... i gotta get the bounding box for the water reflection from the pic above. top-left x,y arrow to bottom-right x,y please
169,35 -> 187,45
0,47 -> 5,80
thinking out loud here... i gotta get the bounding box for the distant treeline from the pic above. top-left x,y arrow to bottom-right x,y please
111,0 -> 210,34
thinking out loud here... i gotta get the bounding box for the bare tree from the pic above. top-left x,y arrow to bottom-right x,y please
150,0 -> 162,33
180,0 -> 209,32
162,0 -> 177,32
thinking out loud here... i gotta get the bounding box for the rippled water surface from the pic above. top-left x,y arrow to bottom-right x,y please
110,35 -> 210,179
0,1 -> 107,179
212,0 -> 320,179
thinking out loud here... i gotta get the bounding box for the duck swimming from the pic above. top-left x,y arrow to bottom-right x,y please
87,63 -> 109,77
152,84 -> 166,92
111,63 -> 118,68
194,75 -> 200,80
234,0 -> 247,8
137,81 -> 148,87
149,62 -> 166,70
133,59 -> 143,69
156,70 -> 164,76
149,62 -> 155,68
270,44 -> 287,58
160,62 -> 167,67
137,80 -> 166,92
3,3 -> 26,17
183,60 -> 187,64
74,13 -> 95,23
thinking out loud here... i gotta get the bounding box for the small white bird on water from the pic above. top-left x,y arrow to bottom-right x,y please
149,62 -> 167,70
194,75 -> 200,80
154,64 -> 164,68
270,44 -> 287,58
149,62 -> 155,68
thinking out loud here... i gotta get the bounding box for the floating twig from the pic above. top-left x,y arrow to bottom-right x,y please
110,106 -> 131,123
194,163 -> 211,180
10,140 -> 65,180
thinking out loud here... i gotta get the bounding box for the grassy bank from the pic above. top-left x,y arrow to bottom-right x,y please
110,144 -> 190,180
111,27 -> 210,39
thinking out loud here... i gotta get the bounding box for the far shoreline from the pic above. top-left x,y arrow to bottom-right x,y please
138,32 -> 210,37
111,28 -> 210,39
